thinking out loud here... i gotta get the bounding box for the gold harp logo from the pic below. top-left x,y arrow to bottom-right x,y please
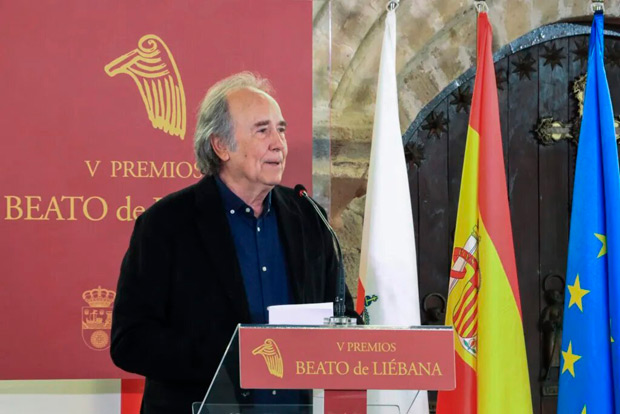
105,34 -> 186,139
81,286 -> 115,351
252,338 -> 284,378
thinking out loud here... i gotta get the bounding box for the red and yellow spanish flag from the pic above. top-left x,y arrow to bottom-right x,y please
436,12 -> 532,414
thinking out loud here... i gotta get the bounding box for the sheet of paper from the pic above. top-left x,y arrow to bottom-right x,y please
267,302 -> 333,325
267,302 -> 333,413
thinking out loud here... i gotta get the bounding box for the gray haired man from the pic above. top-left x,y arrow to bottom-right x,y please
111,72 -> 358,414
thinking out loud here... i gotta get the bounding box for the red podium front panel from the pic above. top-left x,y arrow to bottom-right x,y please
239,325 -> 455,391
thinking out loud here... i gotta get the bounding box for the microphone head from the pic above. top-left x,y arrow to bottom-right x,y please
294,184 -> 308,198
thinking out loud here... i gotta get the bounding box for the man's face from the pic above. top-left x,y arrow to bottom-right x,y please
220,88 -> 288,191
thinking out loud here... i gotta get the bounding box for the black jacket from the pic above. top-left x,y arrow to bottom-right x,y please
111,176 -> 358,413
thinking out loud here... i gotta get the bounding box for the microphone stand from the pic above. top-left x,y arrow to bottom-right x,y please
296,185 -> 356,326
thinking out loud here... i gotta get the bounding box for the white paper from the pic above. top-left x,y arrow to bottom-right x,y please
267,302 -> 333,325
267,303 -> 333,414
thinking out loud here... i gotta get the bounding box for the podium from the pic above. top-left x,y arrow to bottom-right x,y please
193,324 -> 455,414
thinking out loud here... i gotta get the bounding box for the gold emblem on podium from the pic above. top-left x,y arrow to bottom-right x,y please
252,339 -> 284,378
81,286 -> 115,351
105,34 -> 186,139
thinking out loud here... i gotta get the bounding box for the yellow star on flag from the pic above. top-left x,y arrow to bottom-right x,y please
595,233 -> 607,258
561,341 -> 582,377
582,406 -> 586,414
568,275 -> 590,312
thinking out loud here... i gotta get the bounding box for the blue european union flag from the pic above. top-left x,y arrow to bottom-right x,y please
558,12 -> 620,414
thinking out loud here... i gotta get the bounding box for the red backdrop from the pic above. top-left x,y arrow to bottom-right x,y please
0,0 -> 312,379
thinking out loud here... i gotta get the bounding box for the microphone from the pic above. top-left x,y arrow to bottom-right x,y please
294,184 -> 351,323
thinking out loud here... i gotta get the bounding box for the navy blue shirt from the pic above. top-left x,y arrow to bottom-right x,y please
215,176 -> 293,323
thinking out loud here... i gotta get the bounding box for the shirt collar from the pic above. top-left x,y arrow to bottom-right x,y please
214,175 -> 273,216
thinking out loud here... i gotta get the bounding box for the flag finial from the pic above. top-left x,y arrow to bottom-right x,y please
591,0 -> 604,13
474,1 -> 488,14
386,0 -> 399,12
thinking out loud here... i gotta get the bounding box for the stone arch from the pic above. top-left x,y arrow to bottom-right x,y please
313,0 -> 620,223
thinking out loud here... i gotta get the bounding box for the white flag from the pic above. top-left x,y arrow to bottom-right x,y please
356,9 -> 429,414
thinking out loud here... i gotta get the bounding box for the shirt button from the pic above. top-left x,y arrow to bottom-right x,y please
245,207 -> 251,213
262,266 -> 267,272
230,209 -> 235,214
257,227 -> 261,232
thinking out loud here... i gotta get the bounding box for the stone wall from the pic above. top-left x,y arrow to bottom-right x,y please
312,0 -> 620,300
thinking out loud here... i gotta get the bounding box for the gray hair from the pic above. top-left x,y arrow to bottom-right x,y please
194,72 -> 273,175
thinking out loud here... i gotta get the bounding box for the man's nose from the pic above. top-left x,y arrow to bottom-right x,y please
268,129 -> 285,150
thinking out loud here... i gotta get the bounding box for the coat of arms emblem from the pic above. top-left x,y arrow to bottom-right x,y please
81,286 -> 115,350
449,228 -> 480,357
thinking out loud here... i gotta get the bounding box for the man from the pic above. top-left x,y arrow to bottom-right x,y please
111,72 -> 358,413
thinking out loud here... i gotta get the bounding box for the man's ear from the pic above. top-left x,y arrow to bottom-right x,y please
211,135 -> 230,162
